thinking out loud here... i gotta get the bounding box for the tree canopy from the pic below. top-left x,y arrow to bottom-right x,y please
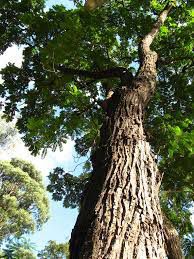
0,0 -> 45,54
0,0 -> 193,251
37,240 -> 69,259
0,239 -> 69,259
0,158 -> 49,242
1,237 -> 36,259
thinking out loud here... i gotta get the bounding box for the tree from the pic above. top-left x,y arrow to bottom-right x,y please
1,237 -> 36,259
37,240 -> 69,259
0,0 -> 193,258
0,159 -> 49,243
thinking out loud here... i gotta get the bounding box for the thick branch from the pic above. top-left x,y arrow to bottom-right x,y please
136,3 -> 173,97
141,3 -> 173,54
56,65 -> 133,83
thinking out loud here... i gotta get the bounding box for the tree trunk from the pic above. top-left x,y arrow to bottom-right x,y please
163,213 -> 184,259
70,85 -> 166,259
70,4 -> 174,258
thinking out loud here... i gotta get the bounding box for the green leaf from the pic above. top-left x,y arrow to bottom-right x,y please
173,126 -> 182,136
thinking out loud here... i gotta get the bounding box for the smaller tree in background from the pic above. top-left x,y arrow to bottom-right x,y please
0,237 -> 36,259
0,158 -> 49,243
37,240 -> 69,259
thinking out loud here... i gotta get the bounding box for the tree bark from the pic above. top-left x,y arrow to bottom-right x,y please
163,213 -> 184,259
70,4 -> 174,259
70,88 -> 166,258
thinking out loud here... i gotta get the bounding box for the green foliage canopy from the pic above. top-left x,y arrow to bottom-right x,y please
37,240 -> 69,259
0,0 -> 45,53
47,167 -> 89,208
0,159 -> 49,243
1,237 -> 36,259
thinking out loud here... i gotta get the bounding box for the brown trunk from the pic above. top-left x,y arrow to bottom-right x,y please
70,87 -> 166,259
163,213 -> 184,259
70,4 -> 174,258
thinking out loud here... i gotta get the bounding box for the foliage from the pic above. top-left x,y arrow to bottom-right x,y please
0,0 -> 45,53
47,167 -> 90,208
0,159 -> 49,243
1,237 -> 36,259
182,233 -> 194,258
0,238 -> 70,259
37,240 -> 69,259
0,0 -> 193,243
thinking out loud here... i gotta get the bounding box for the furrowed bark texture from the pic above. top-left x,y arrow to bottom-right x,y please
70,89 -> 166,258
70,4 -> 173,259
163,214 -> 183,259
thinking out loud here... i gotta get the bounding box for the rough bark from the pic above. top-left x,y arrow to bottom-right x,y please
70,4 -> 174,259
71,89 -> 166,258
163,213 -> 184,259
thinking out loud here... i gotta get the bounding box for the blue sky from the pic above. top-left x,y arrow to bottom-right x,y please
29,199 -> 78,251
29,150 -> 86,251
45,0 -> 74,9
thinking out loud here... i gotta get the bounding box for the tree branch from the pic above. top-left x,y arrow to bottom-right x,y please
136,3 -> 173,88
56,65 -> 133,84
141,3 -> 173,54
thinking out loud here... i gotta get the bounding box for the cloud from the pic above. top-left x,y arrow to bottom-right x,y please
0,45 -> 23,83
0,137 -> 74,176
0,45 -> 23,69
